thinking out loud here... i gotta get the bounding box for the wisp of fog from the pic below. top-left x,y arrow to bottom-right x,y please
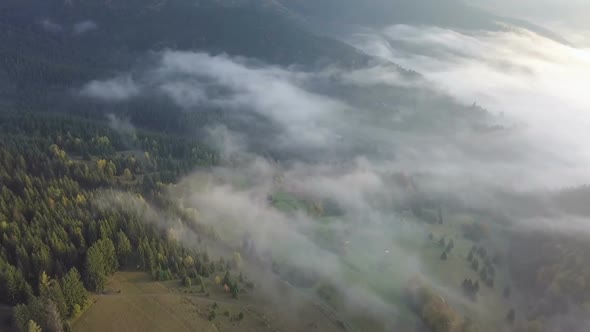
84,21 -> 590,331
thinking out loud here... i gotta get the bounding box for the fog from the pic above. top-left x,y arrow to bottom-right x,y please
470,0 -> 590,46
83,12 -> 590,331
350,25 -> 590,190
73,20 -> 98,35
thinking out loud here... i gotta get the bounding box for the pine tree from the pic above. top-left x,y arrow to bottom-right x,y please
61,268 -> 88,317
223,271 -> 231,286
116,231 -> 132,266
44,299 -> 64,332
85,242 -> 107,292
99,239 -> 118,275
44,280 -> 68,318
506,308 -> 515,324
27,320 -> 43,332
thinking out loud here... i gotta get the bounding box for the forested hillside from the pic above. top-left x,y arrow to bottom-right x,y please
0,112 -> 220,331
0,0 -> 368,113
1,1 -> 589,332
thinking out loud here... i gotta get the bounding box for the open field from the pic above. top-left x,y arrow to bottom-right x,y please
73,272 -> 216,332
421,212 -> 512,332
73,271 -> 344,332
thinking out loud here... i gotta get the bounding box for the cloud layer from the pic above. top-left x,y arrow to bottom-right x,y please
84,25 -> 590,330
350,25 -> 590,190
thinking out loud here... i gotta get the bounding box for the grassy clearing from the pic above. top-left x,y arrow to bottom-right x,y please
271,192 -> 308,212
73,272 -> 217,332
73,271 -> 343,332
421,213 -> 512,332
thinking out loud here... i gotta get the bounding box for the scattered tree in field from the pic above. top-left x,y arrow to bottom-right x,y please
507,308 -> 515,324
233,252 -> 243,268
446,239 -> 454,252
480,268 -> 488,281
183,256 -> 195,269
199,277 -> 206,293
462,279 -> 478,301
223,271 -> 231,286
230,282 -> 239,299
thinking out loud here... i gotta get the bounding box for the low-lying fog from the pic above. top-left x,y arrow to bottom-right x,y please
86,18 -> 590,331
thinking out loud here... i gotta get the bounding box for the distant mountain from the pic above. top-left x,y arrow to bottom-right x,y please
275,0 -> 570,44
0,0 -> 371,112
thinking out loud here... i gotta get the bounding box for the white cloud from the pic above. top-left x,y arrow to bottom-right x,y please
351,25 -> 590,190
156,51 -> 344,147
73,20 -> 98,35
80,75 -> 141,101
40,19 -> 63,33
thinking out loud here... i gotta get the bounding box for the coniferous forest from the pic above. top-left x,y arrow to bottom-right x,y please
0,111 -> 219,331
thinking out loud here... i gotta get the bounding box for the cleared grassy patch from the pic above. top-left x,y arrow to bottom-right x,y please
73,271 -> 344,332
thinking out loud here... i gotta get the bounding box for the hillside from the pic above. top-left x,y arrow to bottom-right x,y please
0,0 -> 369,113
1,1 -> 588,332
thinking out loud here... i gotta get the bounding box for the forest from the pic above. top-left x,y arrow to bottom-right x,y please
0,111 -> 222,331
1,1 -> 590,332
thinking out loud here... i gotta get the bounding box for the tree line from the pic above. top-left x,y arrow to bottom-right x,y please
0,111 -> 220,331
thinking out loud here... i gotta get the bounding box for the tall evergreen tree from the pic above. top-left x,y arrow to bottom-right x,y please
61,268 -> 87,317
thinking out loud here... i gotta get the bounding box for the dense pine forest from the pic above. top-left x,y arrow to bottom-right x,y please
0,111 -> 223,331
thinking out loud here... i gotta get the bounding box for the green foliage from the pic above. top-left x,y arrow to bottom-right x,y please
461,222 -> 489,242
230,282 -> 240,299
0,109 -> 220,327
116,231 -> 132,267
198,276 -> 206,293
182,276 -> 191,288
13,305 -> 31,332
42,279 -> 68,319
84,238 -> 118,292
0,263 -> 33,305
85,242 -> 108,292
27,320 -> 42,332
12,297 -> 65,332
507,308 -> 515,324
61,268 -> 88,317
